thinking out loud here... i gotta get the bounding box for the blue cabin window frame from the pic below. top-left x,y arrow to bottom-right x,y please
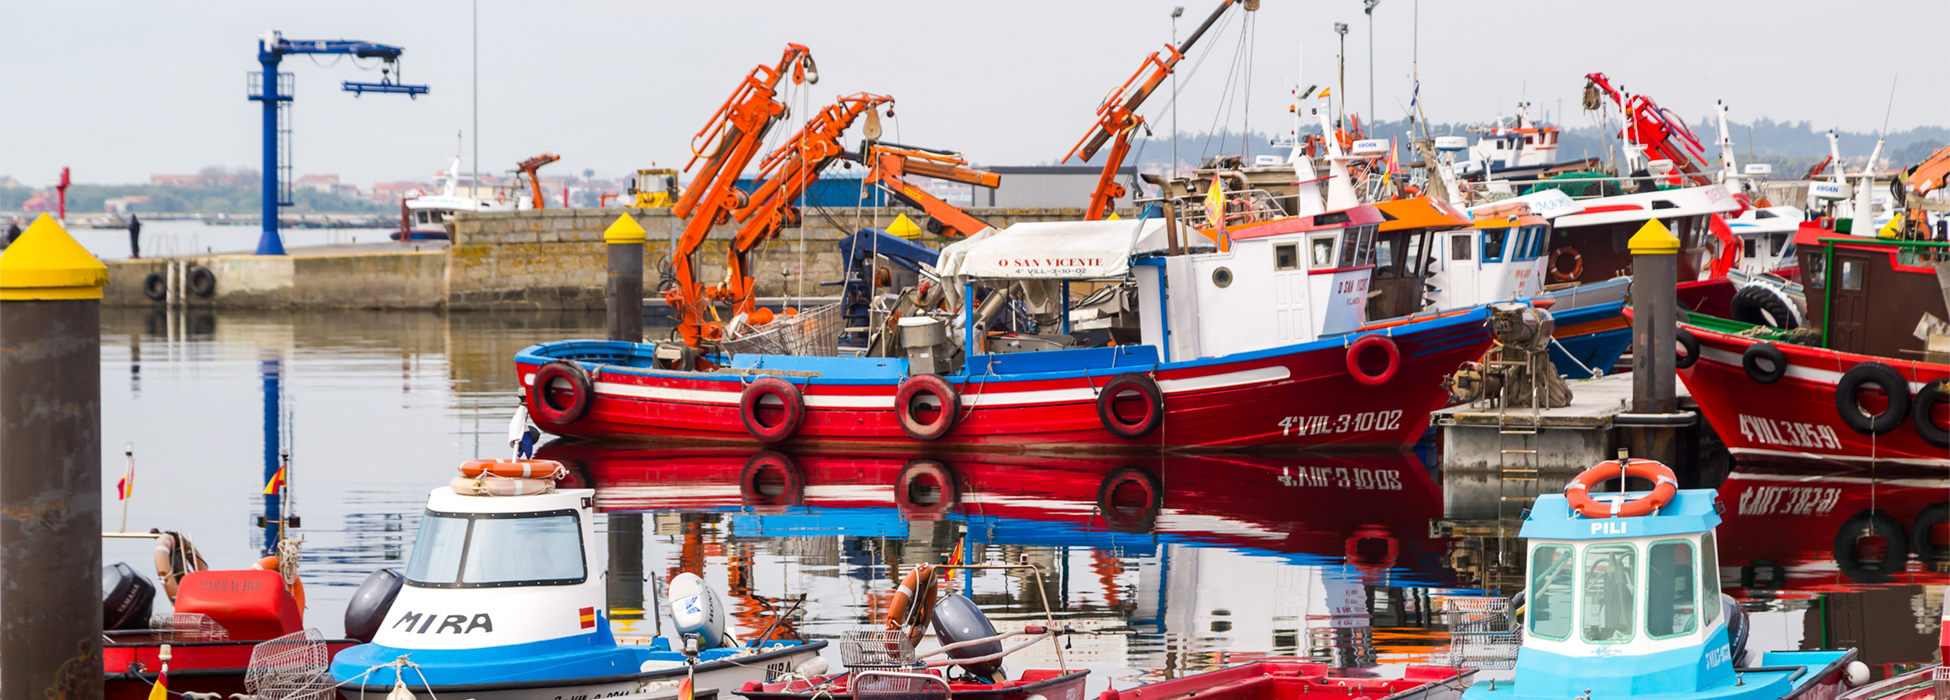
1481,228 -> 1509,263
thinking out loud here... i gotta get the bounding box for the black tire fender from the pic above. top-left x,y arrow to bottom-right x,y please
1741,342 -> 1788,384
1834,361 -> 1911,436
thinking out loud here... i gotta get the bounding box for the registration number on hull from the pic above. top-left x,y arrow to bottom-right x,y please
1737,414 -> 1842,451
1280,410 -> 1404,437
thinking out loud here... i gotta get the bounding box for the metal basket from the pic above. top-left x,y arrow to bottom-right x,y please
1444,596 -> 1521,670
720,303 -> 842,358
148,612 -> 230,642
839,629 -> 915,668
853,670 -> 951,700
244,628 -> 335,700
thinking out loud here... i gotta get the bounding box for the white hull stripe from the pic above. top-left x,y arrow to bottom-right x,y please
1728,446 -> 1950,468
1697,346 -> 1932,392
530,366 -> 1293,410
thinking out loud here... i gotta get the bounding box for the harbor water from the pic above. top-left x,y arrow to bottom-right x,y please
99,308 -> 1944,688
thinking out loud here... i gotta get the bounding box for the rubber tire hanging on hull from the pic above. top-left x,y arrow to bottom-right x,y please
895,459 -> 958,516
1913,379 -> 1950,448
1910,503 -> 1950,564
740,377 -> 805,443
1097,466 -> 1162,532
1741,342 -> 1788,384
1675,328 -> 1701,369
1097,374 -> 1163,439
1834,361 -> 1910,436
895,375 -> 959,441
1833,510 -> 1908,583
529,361 -> 594,425
1346,335 -> 1401,387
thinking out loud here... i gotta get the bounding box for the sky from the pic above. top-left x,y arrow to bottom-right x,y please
2,0 -> 1946,188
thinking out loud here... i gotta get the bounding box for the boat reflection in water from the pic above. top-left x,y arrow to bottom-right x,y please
535,443 -> 1475,683
1712,461 -> 1948,675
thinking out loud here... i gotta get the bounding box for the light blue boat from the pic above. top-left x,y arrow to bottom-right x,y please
1464,477 -> 1859,700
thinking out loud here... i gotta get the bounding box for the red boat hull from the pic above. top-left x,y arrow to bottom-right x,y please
1677,322 -> 1950,467
105,640 -> 359,700
740,669 -> 1089,700
517,312 -> 1491,450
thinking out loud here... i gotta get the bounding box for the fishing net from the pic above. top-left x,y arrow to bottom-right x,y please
244,628 -> 335,700
719,303 -> 842,358
1444,596 -> 1521,670
838,629 -> 915,668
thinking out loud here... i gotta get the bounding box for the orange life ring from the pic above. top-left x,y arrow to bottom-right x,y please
885,563 -> 938,646
459,458 -> 567,479
250,555 -> 307,611
1550,246 -> 1584,282
1563,459 -> 1679,518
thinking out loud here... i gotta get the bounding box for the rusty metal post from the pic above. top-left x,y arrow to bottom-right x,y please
0,214 -> 109,700
1628,218 -> 1681,464
606,214 -> 647,343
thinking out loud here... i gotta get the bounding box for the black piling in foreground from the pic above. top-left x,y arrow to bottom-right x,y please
0,214 -> 108,699
606,214 -> 647,343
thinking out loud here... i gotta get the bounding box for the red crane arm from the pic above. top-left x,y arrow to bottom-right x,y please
665,44 -> 814,347
515,152 -> 560,210
717,93 -> 893,319
1583,72 -> 1712,186
861,145 -> 999,239
1064,0 -> 1248,220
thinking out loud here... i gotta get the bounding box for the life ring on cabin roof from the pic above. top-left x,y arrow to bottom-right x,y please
459,459 -> 567,479
895,375 -> 959,441
1097,374 -> 1164,439
739,377 -> 805,443
885,563 -> 939,647
1346,335 -> 1401,387
528,361 -> 594,425
1563,458 -> 1679,518
1550,246 -> 1583,282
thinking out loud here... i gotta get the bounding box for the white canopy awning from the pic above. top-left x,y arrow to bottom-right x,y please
937,219 -> 1173,280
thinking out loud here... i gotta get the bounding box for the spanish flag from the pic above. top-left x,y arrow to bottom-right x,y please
1317,88 -> 1332,98
148,669 -> 168,700
117,451 -> 135,501
263,466 -> 286,496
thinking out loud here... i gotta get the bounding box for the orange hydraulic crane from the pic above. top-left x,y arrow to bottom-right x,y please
859,142 -> 1000,237
1063,0 -> 1254,220
666,44 -> 817,348
515,153 -> 561,210
711,93 -> 895,323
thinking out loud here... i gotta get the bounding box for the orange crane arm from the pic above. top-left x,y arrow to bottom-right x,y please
860,143 -> 998,238
515,153 -> 561,210
664,44 -> 815,348
1063,0 -> 1248,220
1909,143 -> 1950,197
717,93 -> 893,319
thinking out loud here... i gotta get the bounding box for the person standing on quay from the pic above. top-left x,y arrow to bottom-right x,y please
127,214 -> 141,259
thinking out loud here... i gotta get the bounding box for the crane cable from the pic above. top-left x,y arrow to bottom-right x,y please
1198,16 -> 1255,164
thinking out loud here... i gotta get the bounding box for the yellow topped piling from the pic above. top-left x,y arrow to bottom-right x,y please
604,214 -> 648,244
886,213 -> 923,240
1626,218 -> 1681,255
0,213 -> 109,300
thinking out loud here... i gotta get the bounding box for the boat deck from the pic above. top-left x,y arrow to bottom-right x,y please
1433,372 -> 1694,430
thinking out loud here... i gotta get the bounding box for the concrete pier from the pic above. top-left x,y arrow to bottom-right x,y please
100,206 -> 1116,310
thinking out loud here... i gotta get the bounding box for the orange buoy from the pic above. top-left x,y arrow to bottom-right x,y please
459,459 -> 567,479
885,563 -> 938,646
1564,458 -> 1679,518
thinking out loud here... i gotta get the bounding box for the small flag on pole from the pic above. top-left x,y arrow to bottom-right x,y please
147,669 -> 169,700
117,450 -> 135,501
1318,88 -> 1333,98
263,466 -> 287,496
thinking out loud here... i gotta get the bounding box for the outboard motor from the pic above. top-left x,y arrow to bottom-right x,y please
929,593 -> 1003,681
344,568 -> 405,643
670,572 -> 728,649
1721,594 -> 1750,666
102,562 -> 156,631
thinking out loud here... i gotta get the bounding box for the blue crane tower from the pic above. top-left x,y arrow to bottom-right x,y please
248,30 -> 429,255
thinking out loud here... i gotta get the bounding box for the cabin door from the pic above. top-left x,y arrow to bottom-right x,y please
1828,252 -> 1873,354
1366,231 -> 1428,321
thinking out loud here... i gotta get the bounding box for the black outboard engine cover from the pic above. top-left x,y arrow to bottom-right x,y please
344,568 -> 405,643
1721,594 -> 1750,666
102,562 -> 156,631
930,593 -> 1003,680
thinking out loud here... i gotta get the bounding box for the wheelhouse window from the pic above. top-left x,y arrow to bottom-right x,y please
1337,225 -> 1376,268
1310,235 -> 1337,269
1647,540 -> 1698,639
1482,228 -> 1509,263
1405,233 -> 1426,277
1581,544 -> 1637,644
1807,253 -> 1827,288
1451,234 -> 1473,262
1701,532 -> 1720,625
1529,544 -> 1575,641
1375,238 -> 1398,278
1841,260 -> 1864,291
405,509 -> 586,588
1743,238 -> 1757,258
1275,243 -> 1299,271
